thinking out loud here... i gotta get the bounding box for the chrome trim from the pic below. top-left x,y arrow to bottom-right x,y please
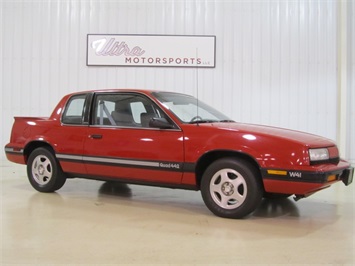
56,153 -> 159,167
60,124 -> 89,127
88,124 -> 182,131
82,156 -> 160,167
4,147 -> 23,153
56,154 -> 83,160
56,153 -> 195,172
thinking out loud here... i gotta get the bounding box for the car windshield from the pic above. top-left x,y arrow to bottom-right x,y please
152,92 -> 233,123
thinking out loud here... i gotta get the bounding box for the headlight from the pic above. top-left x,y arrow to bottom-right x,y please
309,148 -> 329,162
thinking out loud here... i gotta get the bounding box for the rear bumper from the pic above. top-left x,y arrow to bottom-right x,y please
4,145 -> 26,164
262,165 -> 353,196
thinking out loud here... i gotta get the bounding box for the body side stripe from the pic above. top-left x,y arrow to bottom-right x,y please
56,153 -> 195,173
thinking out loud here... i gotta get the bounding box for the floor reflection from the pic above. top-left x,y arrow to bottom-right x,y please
98,181 -> 132,198
97,181 -> 301,218
3,161 -> 353,264
253,198 -> 300,218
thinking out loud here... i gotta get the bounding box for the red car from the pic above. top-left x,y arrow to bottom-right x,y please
5,89 -> 354,218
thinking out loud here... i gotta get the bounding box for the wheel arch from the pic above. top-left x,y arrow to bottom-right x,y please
23,141 -> 55,163
195,150 -> 263,189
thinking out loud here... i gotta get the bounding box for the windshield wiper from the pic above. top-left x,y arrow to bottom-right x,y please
188,119 -> 218,124
218,119 -> 235,123
189,119 -> 235,124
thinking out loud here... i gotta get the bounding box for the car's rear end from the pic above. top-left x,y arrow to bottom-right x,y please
5,117 -> 49,164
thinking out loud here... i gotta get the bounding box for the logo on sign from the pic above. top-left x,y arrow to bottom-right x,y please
91,37 -> 201,66
92,38 -> 145,57
87,34 -> 215,67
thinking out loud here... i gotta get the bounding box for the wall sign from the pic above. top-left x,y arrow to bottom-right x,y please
87,34 -> 216,68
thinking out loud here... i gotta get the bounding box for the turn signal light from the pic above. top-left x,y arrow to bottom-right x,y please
327,175 -> 336,182
267,170 -> 287,176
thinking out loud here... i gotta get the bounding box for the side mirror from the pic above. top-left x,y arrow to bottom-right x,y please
149,117 -> 174,129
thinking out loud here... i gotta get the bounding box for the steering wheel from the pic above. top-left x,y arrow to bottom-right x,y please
190,116 -> 203,123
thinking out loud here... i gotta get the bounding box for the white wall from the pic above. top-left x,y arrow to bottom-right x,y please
1,0 -> 353,163
347,1 -> 355,164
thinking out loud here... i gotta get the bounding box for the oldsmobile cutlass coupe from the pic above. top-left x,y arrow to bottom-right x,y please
5,89 -> 353,218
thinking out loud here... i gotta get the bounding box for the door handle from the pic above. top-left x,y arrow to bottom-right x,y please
89,134 -> 102,139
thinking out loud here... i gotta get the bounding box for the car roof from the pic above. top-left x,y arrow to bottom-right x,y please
70,88 -> 157,95
65,89 -> 193,98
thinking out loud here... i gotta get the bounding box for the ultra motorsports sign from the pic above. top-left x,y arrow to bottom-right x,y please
87,34 -> 216,68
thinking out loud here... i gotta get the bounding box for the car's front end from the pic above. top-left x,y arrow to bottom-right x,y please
213,123 -> 354,199
261,145 -> 353,199
152,90 -> 353,201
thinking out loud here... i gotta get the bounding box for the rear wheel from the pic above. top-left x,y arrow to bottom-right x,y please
27,147 -> 66,192
201,158 -> 263,219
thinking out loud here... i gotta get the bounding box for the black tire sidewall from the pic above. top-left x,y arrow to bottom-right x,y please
27,147 -> 66,192
201,158 -> 263,219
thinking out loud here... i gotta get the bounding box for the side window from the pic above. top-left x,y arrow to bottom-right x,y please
62,94 -> 87,125
93,93 -> 172,128
131,102 -> 146,124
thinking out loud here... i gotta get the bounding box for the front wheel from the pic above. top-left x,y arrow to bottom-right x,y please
201,158 -> 263,219
27,147 -> 67,192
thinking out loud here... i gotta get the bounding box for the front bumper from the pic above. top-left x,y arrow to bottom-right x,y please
341,167 -> 354,186
262,165 -> 353,196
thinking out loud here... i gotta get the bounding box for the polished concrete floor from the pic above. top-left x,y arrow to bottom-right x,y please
1,160 -> 354,265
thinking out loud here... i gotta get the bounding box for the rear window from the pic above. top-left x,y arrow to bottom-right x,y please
62,94 -> 87,124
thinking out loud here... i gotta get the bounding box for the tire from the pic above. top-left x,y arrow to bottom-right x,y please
27,147 -> 67,192
201,158 -> 263,219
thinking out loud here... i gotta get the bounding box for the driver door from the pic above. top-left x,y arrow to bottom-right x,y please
83,92 -> 184,184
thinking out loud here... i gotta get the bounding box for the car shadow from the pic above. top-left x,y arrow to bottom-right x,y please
98,181 -> 132,198
252,198 -> 300,218
97,181 -> 301,218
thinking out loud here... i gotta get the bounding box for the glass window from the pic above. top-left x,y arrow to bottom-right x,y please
92,93 -> 173,128
62,94 -> 87,124
131,101 -> 146,124
153,92 -> 232,123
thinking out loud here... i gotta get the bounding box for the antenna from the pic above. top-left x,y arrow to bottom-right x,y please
196,47 -> 199,126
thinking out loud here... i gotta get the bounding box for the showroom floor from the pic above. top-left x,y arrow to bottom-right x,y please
1,160 -> 354,265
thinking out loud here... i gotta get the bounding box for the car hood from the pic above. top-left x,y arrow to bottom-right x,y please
208,122 -> 335,148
